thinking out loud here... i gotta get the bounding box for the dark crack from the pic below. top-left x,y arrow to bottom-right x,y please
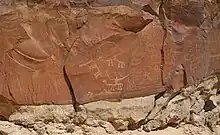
62,66 -> 80,112
129,1 -> 171,130
142,4 -> 159,17
160,46 -> 165,86
158,0 -> 167,86
62,37 -> 81,112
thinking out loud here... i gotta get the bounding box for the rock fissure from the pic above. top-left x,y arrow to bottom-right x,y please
62,37 -> 80,112
62,66 -> 80,112
159,0 -> 167,86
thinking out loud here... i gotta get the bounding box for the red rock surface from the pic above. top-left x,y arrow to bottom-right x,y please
0,0 -> 219,105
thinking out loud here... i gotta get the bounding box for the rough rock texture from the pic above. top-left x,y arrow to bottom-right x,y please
0,0 -> 219,106
0,73 -> 220,135
0,3 -> 162,105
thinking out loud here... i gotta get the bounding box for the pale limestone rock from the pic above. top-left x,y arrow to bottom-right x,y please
85,118 -> 102,127
190,113 -> 205,126
84,95 -> 155,122
98,120 -> 116,134
72,105 -> 87,125
143,119 -> 161,132
112,119 -> 129,131
0,121 -> 37,135
9,105 -> 74,126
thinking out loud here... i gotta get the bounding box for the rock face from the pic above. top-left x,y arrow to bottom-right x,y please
0,73 -> 219,135
0,0 -> 219,106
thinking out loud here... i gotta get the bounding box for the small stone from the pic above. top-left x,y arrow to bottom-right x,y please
167,113 -> 181,126
0,121 -> 37,135
73,126 -> 84,135
9,111 -> 35,127
33,122 -> 47,135
143,119 -> 161,132
112,119 -> 129,131
72,106 -> 87,125
81,125 -> 107,135
190,113 -> 205,126
191,98 -> 205,114
85,118 -> 101,127
65,124 -> 75,133
98,121 -> 116,134
45,124 -> 66,135
216,125 -> 220,135
204,109 -> 219,131
210,95 -> 220,106
165,96 -> 191,125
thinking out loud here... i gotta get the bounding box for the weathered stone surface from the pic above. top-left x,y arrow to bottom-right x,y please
112,119 -> 129,131
7,95 -> 154,128
0,121 -> 37,135
143,119 -> 162,132
9,105 -> 75,126
161,0 -> 220,90
0,95 -> 17,120
142,74 -> 220,134
84,95 -> 155,122
0,74 -> 219,135
98,120 -> 116,134
0,4 -> 165,105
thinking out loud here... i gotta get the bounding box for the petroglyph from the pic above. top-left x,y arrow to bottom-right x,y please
6,53 -> 37,71
105,55 -> 126,68
80,55 -> 128,91
79,60 -> 102,79
102,71 -> 129,91
14,49 -> 49,62
79,52 -> 126,79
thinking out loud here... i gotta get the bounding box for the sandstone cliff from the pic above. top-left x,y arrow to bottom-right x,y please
0,0 -> 219,119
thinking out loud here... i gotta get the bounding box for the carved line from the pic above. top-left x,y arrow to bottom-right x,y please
14,49 -> 49,62
6,53 -> 37,71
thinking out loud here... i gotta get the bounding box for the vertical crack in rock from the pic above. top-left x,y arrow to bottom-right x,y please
62,66 -> 80,112
160,45 -> 165,86
141,4 -> 165,86
182,64 -> 188,88
62,37 -> 80,112
158,0 -> 167,86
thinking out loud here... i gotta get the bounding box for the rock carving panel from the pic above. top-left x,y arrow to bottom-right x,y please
0,1 -> 219,105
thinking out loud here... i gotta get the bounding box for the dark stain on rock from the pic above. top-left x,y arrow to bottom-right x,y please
203,99 -> 216,112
